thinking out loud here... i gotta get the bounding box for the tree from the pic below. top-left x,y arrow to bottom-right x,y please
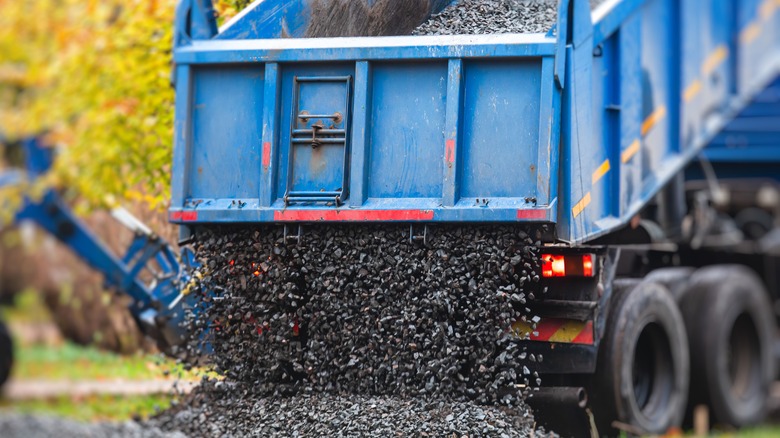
0,0 -> 248,212
0,0 -> 249,352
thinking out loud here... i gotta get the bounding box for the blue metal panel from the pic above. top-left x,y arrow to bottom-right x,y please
617,12 -> 643,222
275,63 -> 355,204
367,62 -> 446,199
736,0 -> 777,95
285,75 -> 352,204
705,79 -> 780,164
348,61 -> 372,206
459,60 -> 542,200
679,0 -> 733,155
170,0 -> 780,243
174,35 -> 557,65
443,59 -> 464,207
188,66 -> 264,200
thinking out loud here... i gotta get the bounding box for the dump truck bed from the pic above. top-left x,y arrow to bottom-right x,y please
170,0 -> 780,243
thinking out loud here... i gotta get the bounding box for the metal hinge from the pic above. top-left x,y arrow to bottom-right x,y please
409,224 -> 429,246
284,224 -> 303,244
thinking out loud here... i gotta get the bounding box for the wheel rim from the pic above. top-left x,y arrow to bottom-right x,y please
726,313 -> 762,401
631,322 -> 675,421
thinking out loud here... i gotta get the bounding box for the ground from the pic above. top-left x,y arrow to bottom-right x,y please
0,290 -> 779,437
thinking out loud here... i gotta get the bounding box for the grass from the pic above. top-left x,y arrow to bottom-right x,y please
0,290 -> 210,422
0,393 -> 174,422
732,427 -> 780,438
12,341 -> 197,382
0,339 -> 200,422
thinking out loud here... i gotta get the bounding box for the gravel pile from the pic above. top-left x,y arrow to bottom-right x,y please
148,224 -> 549,436
413,0 -> 558,35
182,225 -> 545,405
414,0 -> 613,36
149,382 -> 542,437
0,413 -> 184,438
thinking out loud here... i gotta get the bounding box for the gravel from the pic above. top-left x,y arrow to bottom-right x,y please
414,0 -> 613,36
147,224 -> 550,436
0,413 -> 185,438
147,383 -> 545,437
180,225 -> 544,404
414,0 -> 558,35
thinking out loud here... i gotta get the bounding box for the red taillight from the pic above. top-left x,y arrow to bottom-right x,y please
582,254 -> 593,277
541,253 -> 596,278
542,254 -> 566,277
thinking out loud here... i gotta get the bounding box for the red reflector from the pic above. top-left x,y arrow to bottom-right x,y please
582,254 -> 594,277
541,254 -> 566,277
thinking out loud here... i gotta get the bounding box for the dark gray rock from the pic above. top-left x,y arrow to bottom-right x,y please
0,413 -> 185,438
414,0 -> 558,35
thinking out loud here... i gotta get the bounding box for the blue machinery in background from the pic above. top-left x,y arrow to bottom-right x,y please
1,138 -> 197,350
170,0 -> 780,244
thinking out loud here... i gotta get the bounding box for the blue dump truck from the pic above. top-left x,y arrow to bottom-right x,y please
167,0 -> 780,434
4,0 -> 780,436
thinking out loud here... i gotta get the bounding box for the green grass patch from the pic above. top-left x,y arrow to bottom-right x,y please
12,341 -> 197,381
715,426 -> 780,438
0,393 -> 175,422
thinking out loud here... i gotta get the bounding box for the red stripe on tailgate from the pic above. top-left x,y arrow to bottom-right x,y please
170,211 -> 197,222
516,209 -> 547,220
532,319 -> 567,341
571,321 -> 594,345
274,209 -> 434,221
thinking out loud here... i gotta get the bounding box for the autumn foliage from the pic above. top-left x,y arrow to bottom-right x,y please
0,0 -> 249,211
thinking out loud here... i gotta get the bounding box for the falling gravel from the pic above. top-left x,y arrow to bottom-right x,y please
182,225 -> 545,403
153,224 -> 549,436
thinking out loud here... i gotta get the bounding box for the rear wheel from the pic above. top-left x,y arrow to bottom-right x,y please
593,281 -> 689,436
644,267 -> 695,301
678,265 -> 774,428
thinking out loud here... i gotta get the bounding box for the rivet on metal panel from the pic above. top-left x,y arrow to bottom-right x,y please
298,110 -> 309,128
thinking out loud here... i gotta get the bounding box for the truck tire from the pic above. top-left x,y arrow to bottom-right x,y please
678,265 -> 774,428
593,280 -> 689,436
0,319 -> 13,387
644,267 -> 695,301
